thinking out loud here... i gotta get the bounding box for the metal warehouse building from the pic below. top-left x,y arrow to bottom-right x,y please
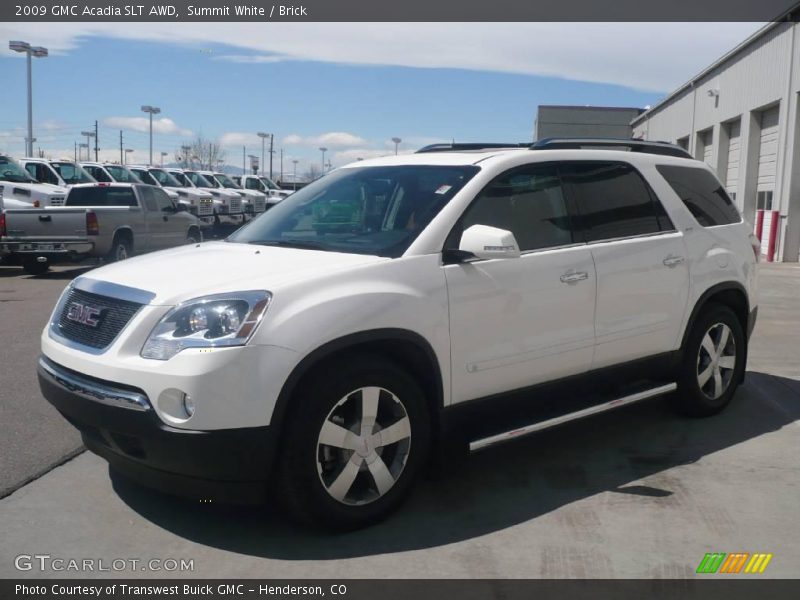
632,18 -> 800,262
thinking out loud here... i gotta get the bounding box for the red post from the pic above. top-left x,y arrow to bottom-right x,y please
766,210 -> 780,262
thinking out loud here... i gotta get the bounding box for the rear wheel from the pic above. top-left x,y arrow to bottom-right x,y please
106,235 -> 132,263
23,259 -> 49,276
186,228 -> 201,244
673,304 -> 745,417
274,355 -> 431,530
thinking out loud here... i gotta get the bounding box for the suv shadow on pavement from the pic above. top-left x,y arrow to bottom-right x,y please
109,370 -> 799,559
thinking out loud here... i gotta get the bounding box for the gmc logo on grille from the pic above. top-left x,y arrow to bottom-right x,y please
66,302 -> 105,328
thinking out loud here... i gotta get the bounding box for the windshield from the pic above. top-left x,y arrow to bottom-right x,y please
105,165 -> 141,184
186,171 -> 215,188
214,173 -> 240,189
229,165 -> 479,258
168,171 -> 191,187
149,168 -> 182,187
0,157 -> 38,183
52,162 -> 95,185
130,169 -> 158,186
259,176 -> 280,190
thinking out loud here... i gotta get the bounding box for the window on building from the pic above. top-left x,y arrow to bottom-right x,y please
656,165 -> 741,227
757,190 -> 774,211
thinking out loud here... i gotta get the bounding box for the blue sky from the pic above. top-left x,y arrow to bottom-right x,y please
0,22 -> 762,177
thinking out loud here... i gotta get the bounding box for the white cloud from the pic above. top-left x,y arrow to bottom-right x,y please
332,148 -> 396,164
219,132 -> 265,147
103,116 -> 193,137
282,132 -> 369,147
0,22 -> 765,92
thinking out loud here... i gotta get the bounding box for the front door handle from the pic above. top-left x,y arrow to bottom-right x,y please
560,270 -> 589,284
663,255 -> 685,267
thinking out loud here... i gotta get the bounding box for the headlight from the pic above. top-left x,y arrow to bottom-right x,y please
141,291 -> 271,360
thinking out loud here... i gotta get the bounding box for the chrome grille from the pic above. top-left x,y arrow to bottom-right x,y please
254,197 -> 267,213
56,288 -> 142,350
229,197 -> 242,213
198,197 -> 214,216
50,196 -> 65,206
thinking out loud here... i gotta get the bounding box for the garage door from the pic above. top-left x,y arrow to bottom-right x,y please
699,130 -> 713,167
756,106 -> 780,257
725,120 -> 741,202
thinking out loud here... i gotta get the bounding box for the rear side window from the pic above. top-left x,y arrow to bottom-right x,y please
657,165 -> 741,227
66,186 -> 137,207
83,166 -> 112,183
561,162 -> 672,242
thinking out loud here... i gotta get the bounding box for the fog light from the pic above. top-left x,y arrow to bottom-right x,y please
182,394 -> 195,418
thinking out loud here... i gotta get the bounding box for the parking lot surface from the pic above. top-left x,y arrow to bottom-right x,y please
0,263 -> 798,578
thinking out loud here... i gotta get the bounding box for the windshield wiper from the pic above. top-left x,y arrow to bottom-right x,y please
250,239 -> 327,250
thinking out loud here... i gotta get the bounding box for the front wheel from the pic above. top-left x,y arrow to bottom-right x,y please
673,303 -> 745,417
274,355 -> 431,530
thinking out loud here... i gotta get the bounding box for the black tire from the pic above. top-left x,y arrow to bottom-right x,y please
106,235 -> 132,263
673,303 -> 746,417
23,259 -> 50,276
274,354 -> 432,530
186,228 -> 201,244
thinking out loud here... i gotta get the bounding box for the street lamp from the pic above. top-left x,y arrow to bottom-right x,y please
257,132 -> 271,176
124,148 -> 134,165
9,41 -> 48,157
319,147 -> 327,175
292,159 -> 298,191
391,137 -> 402,155
160,151 -> 168,166
81,130 -> 95,161
140,105 -> 161,165
180,145 -> 191,168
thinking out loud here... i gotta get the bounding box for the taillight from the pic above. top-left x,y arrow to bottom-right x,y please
748,233 -> 760,263
0,212 -> 6,237
86,211 -> 99,236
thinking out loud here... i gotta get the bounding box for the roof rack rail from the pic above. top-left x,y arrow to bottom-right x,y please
416,142 -> 529,153
530,137 -> 692,159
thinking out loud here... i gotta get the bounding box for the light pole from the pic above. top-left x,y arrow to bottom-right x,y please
248,154 -> 259,174
9,41 -> 48,157
81,130 -> 95,161
160,151 -> 168,166
180,145 -> 191,168
391,137 -> 402,155
140,105 -> 161,165
319,147 -> 327,176
257,132 -> 269,176
78,143 -> 89,161
124,148 -> 134,165
292,159 -> 298,191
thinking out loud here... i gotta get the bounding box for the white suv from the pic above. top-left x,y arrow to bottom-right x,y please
37,140 -> 759,529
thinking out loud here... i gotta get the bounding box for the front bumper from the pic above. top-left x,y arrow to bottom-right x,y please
37,356 -> 274,503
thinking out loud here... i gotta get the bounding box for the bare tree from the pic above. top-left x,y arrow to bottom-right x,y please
176,135 -> 225,170
303,163 -> 322,181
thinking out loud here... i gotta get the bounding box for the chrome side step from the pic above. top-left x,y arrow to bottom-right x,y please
469,382 -> 677,452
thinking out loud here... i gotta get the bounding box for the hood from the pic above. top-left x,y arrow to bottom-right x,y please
167,187 -> 213,200
76,241 -> 385,305
235,189 -> 265,199
0,181 -> 68,198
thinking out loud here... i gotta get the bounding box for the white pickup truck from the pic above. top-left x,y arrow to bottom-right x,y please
1,183 -> 203,274
19,158 -> 97,188
234,174 -> 291,205
166,168 -> 244,227
128,166 -> 215,227
203,171 -> 267,218
0,155 -> 68,207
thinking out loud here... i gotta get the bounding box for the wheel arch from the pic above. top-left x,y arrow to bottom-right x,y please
680,281 -> 750,363
268,329 -> 445,457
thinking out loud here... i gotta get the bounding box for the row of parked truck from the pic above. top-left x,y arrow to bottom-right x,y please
0,154 -> 293,274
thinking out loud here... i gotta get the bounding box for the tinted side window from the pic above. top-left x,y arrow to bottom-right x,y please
65,187 -> 136,207
657,165 -> 741,227
455,164 -> 573,252
562,162 -> 663,242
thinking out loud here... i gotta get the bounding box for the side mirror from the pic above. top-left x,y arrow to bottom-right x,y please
174,203 -> 187,212
458,224 -> 521,260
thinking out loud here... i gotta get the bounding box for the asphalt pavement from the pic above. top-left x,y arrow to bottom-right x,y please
0,262 -> 798,578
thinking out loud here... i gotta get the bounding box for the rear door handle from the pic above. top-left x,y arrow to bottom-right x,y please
663,255 -> 685,267
560,270 -> 589,284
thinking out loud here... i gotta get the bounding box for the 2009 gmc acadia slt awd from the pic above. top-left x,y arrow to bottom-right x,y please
37,140 -> 759,529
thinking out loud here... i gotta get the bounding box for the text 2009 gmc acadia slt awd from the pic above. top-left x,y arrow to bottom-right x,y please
38,140 -> 759,529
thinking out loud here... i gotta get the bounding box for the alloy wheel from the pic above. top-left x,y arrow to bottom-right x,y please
696,322 -> 736,400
